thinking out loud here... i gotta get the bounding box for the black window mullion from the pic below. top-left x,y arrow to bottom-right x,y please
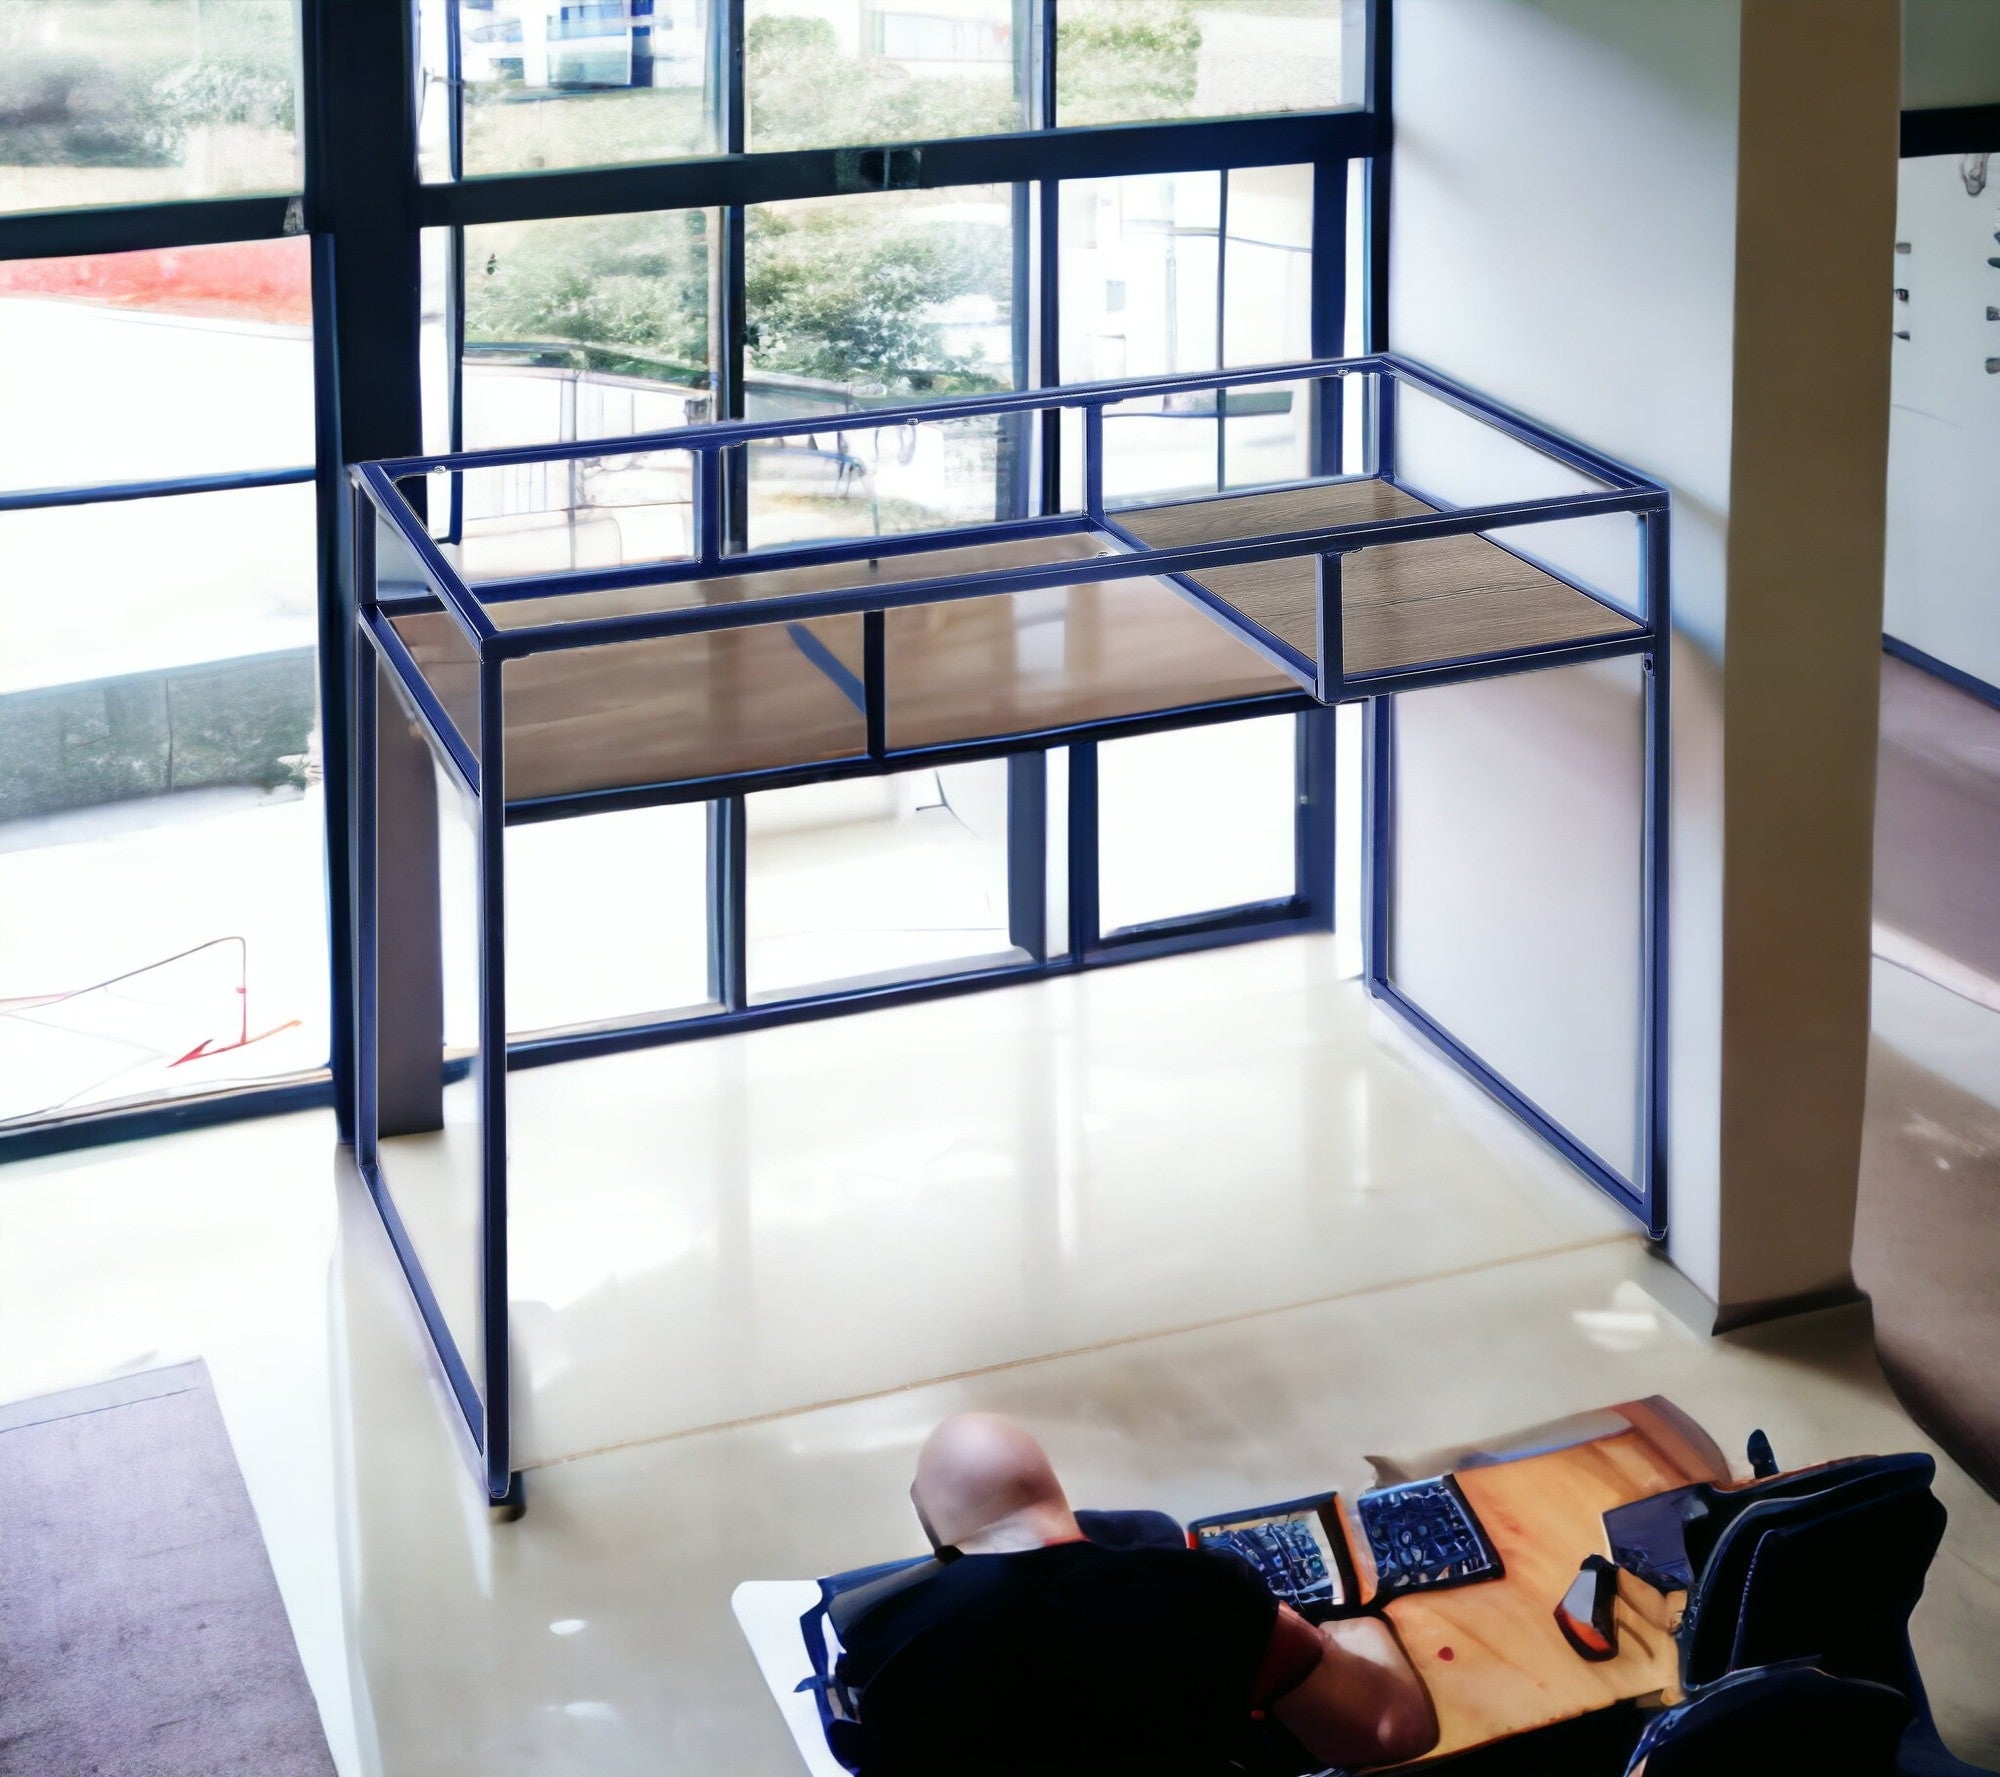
1035,0 -> 1061,514
1006,752 -> 1050,963
1066,741 -> 1101,960
722,0 -> 747,157
445,0 -> 466,182
707,797 -> 749,1012
1364,0 -> 1392,353
1037,179 -> 1061,514
0,195 -> 300,264
414,111 -> 1379,231
1004,182 -> 1036,522
301,0 -> 425,1140
447,222 -> 466,542
719,0 -> 748,539
1309,159 -> 1348,475
1037,0 -> 1058,131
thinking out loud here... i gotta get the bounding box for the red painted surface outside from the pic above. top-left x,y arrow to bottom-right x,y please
0,237 -> 312,326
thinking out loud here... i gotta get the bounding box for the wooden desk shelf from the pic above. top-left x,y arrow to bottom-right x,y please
383,476 -> 1644,809
1119,479 -> 1642,679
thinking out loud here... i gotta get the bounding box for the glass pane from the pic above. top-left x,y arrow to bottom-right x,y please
419,0 -> 718,181
0,483 -> 326,1120
1061,172 -> 1220,384
1097,715 -> 1296,930
0,238 -> 313,492
420,229 -> 455,458
1061,171 -> 1221,505
1062,167 -> 1325,503
1387,659 -> 1645,1182
1054,0 -> 1356,129
746,187 -> 1018,408
743,414 -> 1028,550
744,0 -> 1022,151
0,0 -> 302,213
456,211 -> 714,452
380,755 -> 487,1396
505,802 -> 713,1033
745,186 -> 1023,542
747,764 -> 1019,999
416,445 -> 701,585
1220,164 -> 1314,489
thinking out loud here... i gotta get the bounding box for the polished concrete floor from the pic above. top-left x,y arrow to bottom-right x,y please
381,940 -> 1631,1469
3,940 -> 1999,1776
1875,654 -> 2000,1009
1859,659 -> 2000,1495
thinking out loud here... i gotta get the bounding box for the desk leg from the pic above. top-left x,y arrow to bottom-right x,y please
371,651 -> 445,1139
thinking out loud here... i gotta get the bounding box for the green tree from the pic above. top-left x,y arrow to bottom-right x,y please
467,211 -> 711,381
745,200 -> 1008,394
1056,0 -> 1202,125
744,14 -> 1015,152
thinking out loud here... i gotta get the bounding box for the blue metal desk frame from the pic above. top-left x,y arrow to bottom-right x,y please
351,350 -> 1670,1505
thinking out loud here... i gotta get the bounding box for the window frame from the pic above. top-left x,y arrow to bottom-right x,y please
0,0 -> 1390,1155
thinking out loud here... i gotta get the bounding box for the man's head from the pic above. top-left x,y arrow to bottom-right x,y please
910,1412 -> 1081,1555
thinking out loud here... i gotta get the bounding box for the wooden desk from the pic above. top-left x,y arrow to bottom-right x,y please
1346,1409 -> 1734,1766
391,532 -> 1293,803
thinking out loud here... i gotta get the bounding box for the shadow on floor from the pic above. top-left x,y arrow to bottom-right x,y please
1860,655 -> 2000,1501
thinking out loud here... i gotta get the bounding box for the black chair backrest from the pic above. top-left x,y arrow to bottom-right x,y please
1681,1454 -> 1942,1689
1680,1454 -> 1929,1579
1625,1660 -> 1912,1777
827,1557 -> 945,1641
1727,1485 -> 1945,1683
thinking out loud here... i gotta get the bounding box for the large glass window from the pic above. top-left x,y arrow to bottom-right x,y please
456,209 -> 715,451
506,804 -> 713,1034
417,1 -> 1366,184
745,187 -> 1019,409
0,0 -> 303,213
744,0 -> 1023,150
0,477 -> 325,1120
1097,717 -> 1296,931
1061,163 -> 1315,505
747,765 -> 1017,999
417,0 -> 718,180
0,0 -> 1369,1135
0,227 -> 323,1125
744,185 -> 1025,545
1055,0 -> 1358,128
0,239 -> 314,491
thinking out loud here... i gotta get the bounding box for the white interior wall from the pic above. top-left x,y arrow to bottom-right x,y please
1884,155 -> 2000,690
1388,0 -> 1741,1295
1903,0 -> 2000,110
1888,0 -> 2000,689
1389,0 -> 1899,1313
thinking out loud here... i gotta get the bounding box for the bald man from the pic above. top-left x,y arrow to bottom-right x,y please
835,1413 -> 1438,1776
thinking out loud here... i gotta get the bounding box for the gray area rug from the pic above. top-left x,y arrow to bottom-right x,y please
0,1360 -> 335,1777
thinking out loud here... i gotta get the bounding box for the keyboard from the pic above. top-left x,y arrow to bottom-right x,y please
1191,1493 -> 1352,1615
1357,1476 -> 1503,1595
1204,1516 -> 1339,1608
